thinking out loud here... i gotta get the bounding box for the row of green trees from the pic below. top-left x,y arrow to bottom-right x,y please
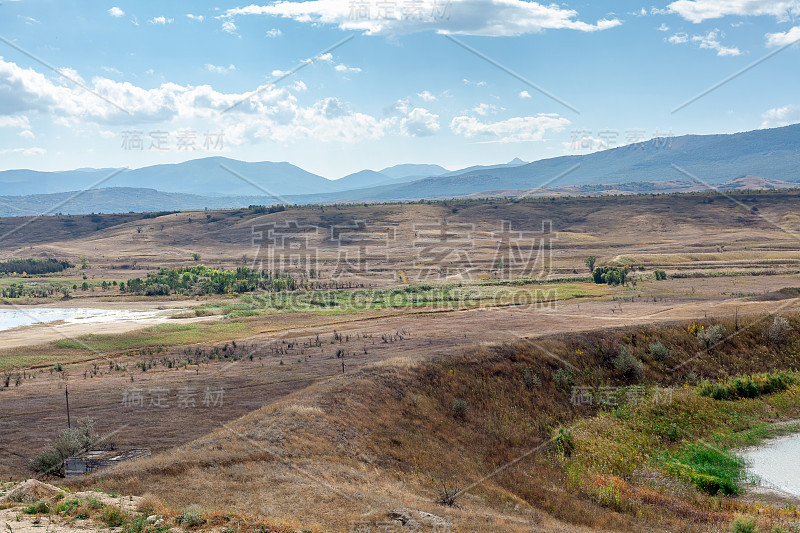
0,282 -> 70,299
120,265 -> 309,296
0,258 -> 73,275
585,256 -> 668,285
592,265 -> 630,286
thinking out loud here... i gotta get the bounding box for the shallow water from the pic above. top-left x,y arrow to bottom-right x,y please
742,433 -> 800,496
0,308 -> 153,332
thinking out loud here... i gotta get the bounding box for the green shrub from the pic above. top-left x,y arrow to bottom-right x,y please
613,346 -> 643,380
55,499 -> 80,514
452,399 -> 468,420
23,501 -> 50,514
654,270 -> 667,281
85,497 -> 104,509
648,341 -> 669,362
553,428 -> 575,457
29,417 -> 110,476
697,324 -> 726,350
521,367 -> 541,388
765,315 -> 791,345
99,506 -> 127,527
592,481 -> 622,511
176,511 -> 207,528
699,371 -> 796,401
552,367 -> 575,389
123,514 -> 147,533
732,516 -> 758,533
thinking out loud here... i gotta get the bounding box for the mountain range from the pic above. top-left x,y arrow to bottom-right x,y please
0,123 -> 798,215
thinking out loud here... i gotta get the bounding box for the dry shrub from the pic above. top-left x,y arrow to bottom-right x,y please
765,315 -> 791,345
136,493 -> 169,516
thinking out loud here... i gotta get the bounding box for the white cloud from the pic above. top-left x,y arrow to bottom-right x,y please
334,64 -> 361,73
657,23 -> 670,31
271,69 -> 287,77
668,0 -> 800,23
463,78 -> 487,87
223,0 -> 621,36
692,29 -> 741,55
18,129 -> 35,139
316,52 -> 333,62
472,103 -> 496,116
108,7 -> 125,18
761,104 -> 800,127
417,90 -> 436,102
144,68 -> 155,75
19,15 -> 40,24
385,98 -> 440,136
205,63 -> 237,74
265,28 -> 282,37
766,25 -> 800,46
387,97 -> 412,116
668,32 -> 689,44
0,115 -> 31,130
401,107 -> 440,137
518,90 -> 531,98
0,147 -> 45,156
187,14 -> 205,22
101,66 -> 123,75
667,29 -> 741,55
221,19 -> 238,33
450,113 -> 570,143
148,16 -> 173,25
0,58 -> 458,146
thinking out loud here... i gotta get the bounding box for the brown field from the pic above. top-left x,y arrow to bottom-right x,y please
2,192 -> 800,532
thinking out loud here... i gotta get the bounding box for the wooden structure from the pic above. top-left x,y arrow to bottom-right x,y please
65,449 -> 150,477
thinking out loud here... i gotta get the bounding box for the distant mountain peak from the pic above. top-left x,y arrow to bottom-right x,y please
507,158 -> 528,166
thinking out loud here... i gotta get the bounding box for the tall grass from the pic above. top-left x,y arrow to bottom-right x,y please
699,371 -> 797,401
661,443 -> 746,495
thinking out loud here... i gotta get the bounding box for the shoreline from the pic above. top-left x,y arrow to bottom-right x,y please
0,302 -> 205,349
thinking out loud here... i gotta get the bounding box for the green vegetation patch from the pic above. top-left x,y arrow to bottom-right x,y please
699,370 -> 797,401
0,258 -> 73,275
565,370 -> 800,499
23,500 -> 50,514
54,322 -> 250,352
660,443 -> 746,495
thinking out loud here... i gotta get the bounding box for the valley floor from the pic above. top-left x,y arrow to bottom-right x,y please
3,196 -> 800,531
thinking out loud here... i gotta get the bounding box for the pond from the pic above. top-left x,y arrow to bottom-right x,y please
0,307 -> 155,332
741,433 -> 800,496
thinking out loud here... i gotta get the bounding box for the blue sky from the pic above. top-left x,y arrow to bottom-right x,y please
0,0 -> 799,179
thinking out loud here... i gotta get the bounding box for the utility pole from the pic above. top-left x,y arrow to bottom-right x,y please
65,385 -> 71,429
